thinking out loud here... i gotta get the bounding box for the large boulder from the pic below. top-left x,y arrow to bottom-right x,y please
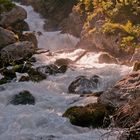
63,103 -> 110,128
0,5 -> 27,27
10,20 -> 29,36
68,75 -> 101,94
0,41 -> 36,64
20,32 -> 38,48
98,71 -> 140,108
0,27 -> 17,49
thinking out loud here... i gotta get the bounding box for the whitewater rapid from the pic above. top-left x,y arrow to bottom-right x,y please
0,3 -> 132,140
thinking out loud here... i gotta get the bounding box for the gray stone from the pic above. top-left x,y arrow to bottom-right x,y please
0,27 -> 17,49
1,41 -> 35,64
0,5 -> 27,26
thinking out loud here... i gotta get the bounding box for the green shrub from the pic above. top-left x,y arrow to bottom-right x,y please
0,0 -> 15,13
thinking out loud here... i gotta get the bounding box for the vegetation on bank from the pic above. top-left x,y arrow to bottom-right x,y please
79,0 -> 140,53
0,0 -> 15,13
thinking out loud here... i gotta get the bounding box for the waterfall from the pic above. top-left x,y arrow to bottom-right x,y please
0,2 -> 132,140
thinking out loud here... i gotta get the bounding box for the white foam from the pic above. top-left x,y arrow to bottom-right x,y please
17,3 -> 79,50
0,3 -> 132,140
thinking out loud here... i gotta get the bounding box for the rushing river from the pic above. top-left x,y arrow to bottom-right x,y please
0,3 -> 132,140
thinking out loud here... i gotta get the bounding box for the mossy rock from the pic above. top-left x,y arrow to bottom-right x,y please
19,75 -> 30,82
37,64 -> 67,75
0,0 -> 15,13
10,90 -> 35,105
63,103 -> 110,128
11,20 -> 29,36
58,65 -> 67,73
0,78 -> 7,85
13,63 -> 31,73
1,68 -> 16,80
28,68 -> 46,82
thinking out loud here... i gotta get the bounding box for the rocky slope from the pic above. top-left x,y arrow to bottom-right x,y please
19,0 -> 140,64
1,1 -> 140,139
0,0 -> 37,79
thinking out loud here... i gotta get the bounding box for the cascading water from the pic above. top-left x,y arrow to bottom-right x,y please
0,3 -> 132,140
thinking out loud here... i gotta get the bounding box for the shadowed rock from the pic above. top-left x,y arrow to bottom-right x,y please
63,103 -> 110,128
98,71 -> 140,108
68,75 -> 101,94
10,90 -> 35,105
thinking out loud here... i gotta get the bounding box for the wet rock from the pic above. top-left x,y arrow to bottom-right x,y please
54,58 -> 73,66
0,67 -> 17,85
29,57 -> 37,63
13,62 -> 32,73
1,41 -> 36,64
20,32 -> 38,48
10,90 -> 35,105
98,71 -> 140,108
28,68 -> 46,82
10,20 -> 29,36
37,64 -> 59,75
1,68 -> 16,80
63,103 -> 110,128
98,52 -> 119,64
133,61 -> 140,71
19,75 -> 30,82
0,5 -> 27,27
37,64 -> 67,75
0,27 -> 17,49
68,75 -> 101,94
58,65 -> 68,73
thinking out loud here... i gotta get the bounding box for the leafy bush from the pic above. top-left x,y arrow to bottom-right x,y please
0,0 -> 15,13
81,0 -> 140,51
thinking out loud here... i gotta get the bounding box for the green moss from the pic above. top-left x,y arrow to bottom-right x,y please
0,0 -> 15,13
28,68 -> 46,82
10,90 -> 35,105
79,0 -> 140,52
1,68 -> 16,80
63,103 -> 110,128
13,63 -> 31,73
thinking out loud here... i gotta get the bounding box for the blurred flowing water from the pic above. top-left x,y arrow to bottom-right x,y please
0,3 -> 132,140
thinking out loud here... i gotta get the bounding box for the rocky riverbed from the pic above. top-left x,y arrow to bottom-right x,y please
0,1 -> 139,140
